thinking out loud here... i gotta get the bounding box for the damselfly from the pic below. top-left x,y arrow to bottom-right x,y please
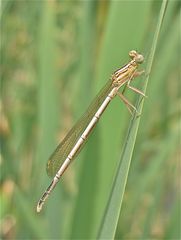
36,50 -> 145,212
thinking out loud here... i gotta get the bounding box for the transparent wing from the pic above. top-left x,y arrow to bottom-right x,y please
47,79 -> 113,177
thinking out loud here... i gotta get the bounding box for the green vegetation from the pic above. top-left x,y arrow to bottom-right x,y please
1,1 -> 180,239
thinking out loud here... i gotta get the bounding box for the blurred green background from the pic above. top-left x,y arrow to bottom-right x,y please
0,0 -> 180,239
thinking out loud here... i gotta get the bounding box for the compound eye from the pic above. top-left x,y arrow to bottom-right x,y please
129,50 -> 144,64
129,50 -> 137,59
135,54 -> 144,63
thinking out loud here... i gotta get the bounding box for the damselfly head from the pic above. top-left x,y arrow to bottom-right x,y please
129,50 -> 144,64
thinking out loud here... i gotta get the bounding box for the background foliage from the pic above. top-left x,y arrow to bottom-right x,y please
1,0 -> 180,239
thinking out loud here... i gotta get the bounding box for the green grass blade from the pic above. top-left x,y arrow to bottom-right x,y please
69,2 -> 100,238
164,198 -> 181,239
33,1 -> 60,238
98,0 -> 168,238
92,1 -> 151,236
